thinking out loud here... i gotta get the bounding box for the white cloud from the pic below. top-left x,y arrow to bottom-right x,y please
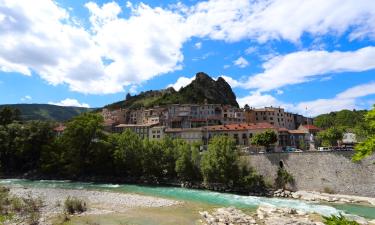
237,91 -> 285,109
243,47 -> 375,91
223,64 -> 230,69
233,57 -> 249,68
194,42 -> 202,49
238,81 -> 375,116
276,90 -> 284,95
218,75 -> 242,88
49,98 -> 90,108
20,95 -> 32,101
0,0 -> 375,95
185,0 -> 375,43
245,46 -> 257,55
167,76 -> 194,90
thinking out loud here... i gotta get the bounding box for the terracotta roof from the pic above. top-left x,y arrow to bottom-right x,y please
205,122 -> 276,131
116,122 -> 158,128
288,130 -> 307,134
301,124 -> 321,130
165,128 -> 203,133
53,124 -> 66,132
278,127 -> 289,132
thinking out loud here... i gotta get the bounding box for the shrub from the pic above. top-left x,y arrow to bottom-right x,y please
275,167 -> 294,189
0,187 -> 42,225
323,214 -> 359,225
323,187 -> 335,194
64,197 -> 87,214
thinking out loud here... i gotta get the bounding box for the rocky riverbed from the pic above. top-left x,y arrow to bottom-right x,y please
273,189 -> 375,206
200,205 -> 375,225
8,186 -> 180,224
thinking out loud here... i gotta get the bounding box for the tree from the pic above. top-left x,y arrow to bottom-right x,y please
200,136 -> 239,185
298,139 -> 306,150
353,105 -> 375,161
251,130 -> 278,151
0,107 -> 20,126
59,113 -> 107,177
175,143 -> 195,181
112,129 -> 143,177
142,139 -> 164,180
316,127 -> 344,147
275,167 -> 294,189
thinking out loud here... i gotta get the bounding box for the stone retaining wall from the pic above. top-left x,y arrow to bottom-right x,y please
244,151 -> 375,197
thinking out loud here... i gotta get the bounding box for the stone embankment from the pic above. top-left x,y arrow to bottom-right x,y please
200,205 -> 374,225
273,189 -> 375,206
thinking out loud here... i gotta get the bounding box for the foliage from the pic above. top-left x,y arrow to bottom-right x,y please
236,164 -> 267,192
64,197 -> 87,214
0,106 -> 20,125
0,107 -> 266,193
323,214 -> 359,225
112,129 -> 144,177
316,127 -> 344,147
251,130 -> 278,150
353,105 -> 375,161
275,168 -> 294,189
175,142 -> 201,182
200,136 -> 239,185
0,104 -> 92,122
314,109 -> 367,130
0,186 -> 43,225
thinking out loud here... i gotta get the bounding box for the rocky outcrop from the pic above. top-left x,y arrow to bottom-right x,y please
273,189 -> 375,206
105,72 -> 239,110
200,205 -> 373,225
200,205 -> 324,225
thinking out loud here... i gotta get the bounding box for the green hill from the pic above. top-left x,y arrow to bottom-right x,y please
314,109 -> 368,129
0,104 -> 93,122
105,72 -> 239,110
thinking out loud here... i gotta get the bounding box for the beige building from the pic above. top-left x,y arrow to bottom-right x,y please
149,126 -> 166,140
165,127 -> 204,144
113,123 -> 158,139
245,107 -> 296,130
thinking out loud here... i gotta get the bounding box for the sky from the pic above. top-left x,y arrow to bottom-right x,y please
0,0 -> 375,116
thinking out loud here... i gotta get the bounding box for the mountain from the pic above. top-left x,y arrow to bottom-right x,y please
105,72 -> 239,110
0,104 -> 93,122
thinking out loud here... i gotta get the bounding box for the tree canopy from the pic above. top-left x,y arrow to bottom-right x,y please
250,130 -> 278,150
353,105 -> 375,161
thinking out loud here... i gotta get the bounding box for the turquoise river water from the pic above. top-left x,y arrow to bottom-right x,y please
1,179 -> 374,220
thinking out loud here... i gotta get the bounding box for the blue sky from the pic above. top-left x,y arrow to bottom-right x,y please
0,0 -> 374,116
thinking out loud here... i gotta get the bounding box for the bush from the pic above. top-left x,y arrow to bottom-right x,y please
323,187 -> 335,194
64,197 -> 87,214
323,214 -> 359,225
0,187 -> 42,225
275,167 -> 294,189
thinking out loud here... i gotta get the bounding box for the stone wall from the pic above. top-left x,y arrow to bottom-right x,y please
244,151 -> 375,197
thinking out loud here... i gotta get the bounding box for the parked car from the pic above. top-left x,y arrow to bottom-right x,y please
318,147 -> 331,151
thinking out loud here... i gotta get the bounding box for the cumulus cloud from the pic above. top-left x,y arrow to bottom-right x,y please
243,47 -> 375,91
20,95 -> 32,101
233,57 -> 249,68
0,0 -> 375,95
194,42 -> 202,49
238,82 -> 375,116
49,98 -> 90,108
167,76 -> 195,90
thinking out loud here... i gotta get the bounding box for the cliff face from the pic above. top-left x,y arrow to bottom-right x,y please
178,72 -> 239,107
105,72 -> 239,109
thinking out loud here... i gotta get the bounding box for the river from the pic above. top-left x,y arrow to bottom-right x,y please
1,179 -> 375,224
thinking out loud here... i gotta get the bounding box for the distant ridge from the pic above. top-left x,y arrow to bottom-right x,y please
105,72 -> 239,110
0,104 -> 93,122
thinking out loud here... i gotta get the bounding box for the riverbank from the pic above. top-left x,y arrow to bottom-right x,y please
273,189 -> 375,206
200,205 -> 375,225
8,186 -> 180,224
